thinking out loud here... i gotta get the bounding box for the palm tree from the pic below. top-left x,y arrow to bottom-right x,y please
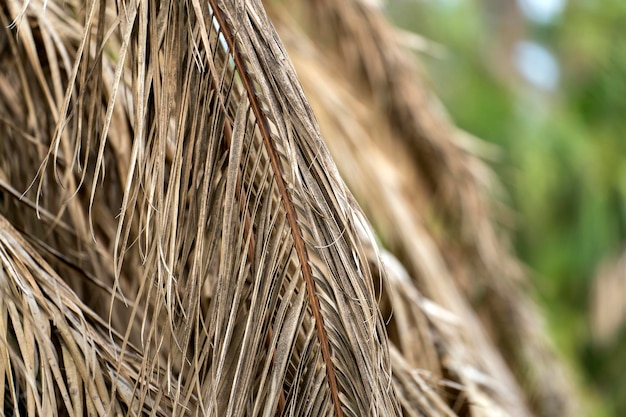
0,0 -> 576,416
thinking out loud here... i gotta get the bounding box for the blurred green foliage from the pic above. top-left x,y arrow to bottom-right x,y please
386,1 -> 626,415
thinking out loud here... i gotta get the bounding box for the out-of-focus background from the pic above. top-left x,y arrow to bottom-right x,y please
385,0 -> 626,415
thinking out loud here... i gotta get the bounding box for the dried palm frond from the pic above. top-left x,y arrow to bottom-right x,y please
0,0 -> 580,415
1,0 -> 401,415
268,24 -> 527,415
0,215 -> 172,416
269,1 -> 579,416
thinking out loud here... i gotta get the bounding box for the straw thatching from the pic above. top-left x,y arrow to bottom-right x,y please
0,0 -> 577,415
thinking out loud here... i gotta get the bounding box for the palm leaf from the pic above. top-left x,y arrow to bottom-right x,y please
0,215 -> 172,416
0,0 -> 583,416
1,0 -> 400,415
270,0 -> 579,416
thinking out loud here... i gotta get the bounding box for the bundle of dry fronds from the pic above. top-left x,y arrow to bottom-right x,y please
270,1 -> 579,416
0,0 -> 576,416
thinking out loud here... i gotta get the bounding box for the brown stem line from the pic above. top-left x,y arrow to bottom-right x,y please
206,2 -> 343,416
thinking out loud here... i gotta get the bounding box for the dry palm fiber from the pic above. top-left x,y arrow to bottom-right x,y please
270,16 -> 529,417
0,215 -> 172,416
0,0 -> 578,417
268,1 -> 579,416
0,0 -> 401,415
